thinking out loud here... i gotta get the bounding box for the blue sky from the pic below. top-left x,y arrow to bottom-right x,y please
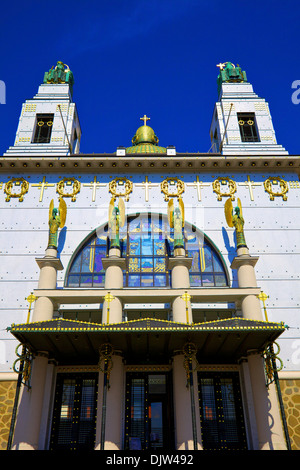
1,0 -> 300,155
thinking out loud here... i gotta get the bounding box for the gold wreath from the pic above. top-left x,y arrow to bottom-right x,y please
109,177 -> 133,201
263,177 -> 288,201
212,177 -> 236,201
161,177 -> 185,201
56,177 -> 81,202
4,177 -> 29,202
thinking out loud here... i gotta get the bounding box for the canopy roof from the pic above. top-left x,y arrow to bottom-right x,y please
8,317 -> 285,365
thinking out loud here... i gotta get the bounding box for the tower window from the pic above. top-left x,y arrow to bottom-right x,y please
33,114 -> 54,143
237,113 -> 260,142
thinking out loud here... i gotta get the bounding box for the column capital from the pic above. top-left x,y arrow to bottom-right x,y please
167,256 -> 193,270
102,257 -> 126,270
231,254 -> 259,270
35,256 -> 64,271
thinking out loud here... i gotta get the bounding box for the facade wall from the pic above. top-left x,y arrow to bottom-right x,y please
0,169 -> 299,375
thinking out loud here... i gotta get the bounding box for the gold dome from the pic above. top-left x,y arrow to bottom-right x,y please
126,116 -> 166,154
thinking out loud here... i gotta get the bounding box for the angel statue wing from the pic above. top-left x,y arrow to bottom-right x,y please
237,197 -> 243,218
178,197 -> 185,227
108,197 -> 115,228
224,198 -> 234,227
59,197 -> 67,228
167,199 -> 174,228
49,199 -> 54,221
118,197 -> 125,228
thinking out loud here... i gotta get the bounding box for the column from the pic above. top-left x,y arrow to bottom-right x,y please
232,247 -> 287,449
172,354 -> 201,450
95,350 -> 124,450
102,247 -> 126,324
12,352 -> 49,450
168,250 -> 193,323
247,351 -> 287,450
32,247 -> 63,322
230,246 -> 262,320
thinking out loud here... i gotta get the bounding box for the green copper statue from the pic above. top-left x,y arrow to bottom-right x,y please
108,197 -> 125,249
217,62 -> 247,94
168,198 -> 185,249
43,61 -> 74,95
224,197 -> 247,249
48,198 -> 67,249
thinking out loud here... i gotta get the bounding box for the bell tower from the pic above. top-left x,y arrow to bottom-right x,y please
4,61 -> 81,156
209,62 -> 288,155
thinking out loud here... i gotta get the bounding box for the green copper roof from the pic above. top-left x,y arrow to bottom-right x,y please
126,118 -> 166,154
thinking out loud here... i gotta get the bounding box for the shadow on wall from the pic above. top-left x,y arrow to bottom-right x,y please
57,226 -> 67,256
222,226 -> 238,287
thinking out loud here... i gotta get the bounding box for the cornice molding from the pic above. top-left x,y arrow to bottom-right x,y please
0,153 -> 299,174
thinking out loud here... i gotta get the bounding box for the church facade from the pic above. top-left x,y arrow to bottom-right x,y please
0,61 -> 299,451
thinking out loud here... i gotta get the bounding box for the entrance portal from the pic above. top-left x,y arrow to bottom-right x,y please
50,373 -> 98,450
197,372 -> 248,450
125,372 -> 174,450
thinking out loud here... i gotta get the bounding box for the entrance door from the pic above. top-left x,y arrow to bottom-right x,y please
50,373 -> 98,450
125,372 -> 174,450
198,372 -> 248,450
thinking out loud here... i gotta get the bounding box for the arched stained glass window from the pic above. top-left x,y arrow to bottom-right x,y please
65,213 -> 229,288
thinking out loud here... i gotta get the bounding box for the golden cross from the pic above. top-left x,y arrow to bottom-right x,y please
258,291 -> 269,322
32,176 -> 55,202
187,176 -> 210,201
238,175 -> 261,201
104,292 -> 115,323
181,291 -> 192,324
26,293 -> 37,323
83,176 -> 106,202
140,115 -> 150,126
135,176 -> 159,202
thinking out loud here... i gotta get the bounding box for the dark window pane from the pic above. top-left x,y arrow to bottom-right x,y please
33,114 -> 54,143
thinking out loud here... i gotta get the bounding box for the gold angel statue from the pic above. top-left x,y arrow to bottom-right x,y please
108,197 -> 125,249
168,197 -> 185,249
224,197 -> 247,248
48,198 -> 67,248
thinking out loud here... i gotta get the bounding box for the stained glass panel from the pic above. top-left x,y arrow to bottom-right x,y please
141,258 -> 153,272
66,214 -> 229,289
154,275 -> 166,287
128,274 -> 140,287
141,274 -> 153,287
203,246 -> 213,271
141,237 -> 153,256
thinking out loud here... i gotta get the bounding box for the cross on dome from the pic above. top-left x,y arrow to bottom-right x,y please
140,115 -> 150,126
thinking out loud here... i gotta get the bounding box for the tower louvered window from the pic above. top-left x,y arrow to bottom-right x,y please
33,113 -> 54,143
238,112 -> 260,142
